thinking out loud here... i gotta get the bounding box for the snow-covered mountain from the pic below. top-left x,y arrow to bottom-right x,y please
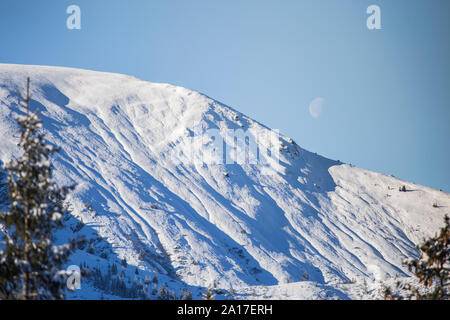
0,64 -> 448,299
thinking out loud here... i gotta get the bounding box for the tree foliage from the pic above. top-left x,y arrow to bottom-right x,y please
0,78 -> 74,299
384,215 -> 449,300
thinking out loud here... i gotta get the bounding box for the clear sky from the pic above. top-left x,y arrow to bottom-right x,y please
1,0 -> 449,191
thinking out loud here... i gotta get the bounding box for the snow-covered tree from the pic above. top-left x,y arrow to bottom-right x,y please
157,284 -> 169,300
0,78 -> 74,299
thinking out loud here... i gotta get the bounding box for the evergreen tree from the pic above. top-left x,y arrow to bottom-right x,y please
0,78 -> 74,299
152,271 -> 158,283
0,162 -> 7,206
111,263 -> 118,275
180,288 -> 192,300
202,286 -> 215,300
404,215 -> 449,299
186,288 -> 192,300
157,284 -> 169,300
384,215 -> 449,300
302,272 -> 309,281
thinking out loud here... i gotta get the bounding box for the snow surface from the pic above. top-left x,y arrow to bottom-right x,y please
0,64 -> 448,299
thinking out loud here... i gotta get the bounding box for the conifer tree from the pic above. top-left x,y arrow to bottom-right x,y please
186,288 -> 193,300
0,78 -> 74,299
157,284 -> 169,300
181,288 -> 192,300
202,286 -> 215,300
384,215 -> 449,300
111,263 -> 118,275
0,163 -> 7,205
404,215 -> 449,299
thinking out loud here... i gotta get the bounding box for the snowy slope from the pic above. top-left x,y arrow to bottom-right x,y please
0,64 -> 448,299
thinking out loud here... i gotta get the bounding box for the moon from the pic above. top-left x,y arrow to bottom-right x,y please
309,97 -> 324,118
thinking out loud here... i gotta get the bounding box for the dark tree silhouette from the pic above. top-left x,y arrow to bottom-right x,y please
0,78 -> 74,299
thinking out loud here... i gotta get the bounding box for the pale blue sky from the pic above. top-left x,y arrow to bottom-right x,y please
0,0 -> 449,191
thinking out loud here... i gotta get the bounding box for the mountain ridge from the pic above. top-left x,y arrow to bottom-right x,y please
0,63 -> 448,299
